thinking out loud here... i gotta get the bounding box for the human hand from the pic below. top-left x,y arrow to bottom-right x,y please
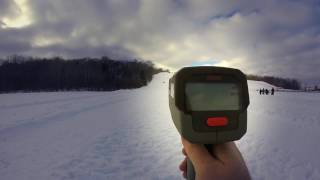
179,138 -> 251,180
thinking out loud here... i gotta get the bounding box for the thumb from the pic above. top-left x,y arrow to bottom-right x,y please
181,138 -> 214,169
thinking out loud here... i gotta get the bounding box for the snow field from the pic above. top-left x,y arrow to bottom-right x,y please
0,73 -> 320,179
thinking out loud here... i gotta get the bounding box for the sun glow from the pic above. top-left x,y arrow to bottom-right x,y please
214,60 -> 231,67
1,0 -> 32,28
152,62 -> 173,72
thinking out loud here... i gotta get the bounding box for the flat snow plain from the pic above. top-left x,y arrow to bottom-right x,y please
0,73 -> 320,180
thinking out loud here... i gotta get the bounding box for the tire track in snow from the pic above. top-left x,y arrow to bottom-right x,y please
0,94 -> 131,138
51,122 -> 181,180
0,93 -> 108,111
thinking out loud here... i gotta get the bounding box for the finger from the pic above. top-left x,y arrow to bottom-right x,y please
182,171 -> 187,179
179,158 -> 187,172
181,137 -> 214,167
213,142 -> 243,163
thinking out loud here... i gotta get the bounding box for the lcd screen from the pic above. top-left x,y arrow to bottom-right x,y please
185,83 -> 240,111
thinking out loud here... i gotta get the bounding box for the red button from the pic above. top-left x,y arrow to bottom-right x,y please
206,117 -> 228,127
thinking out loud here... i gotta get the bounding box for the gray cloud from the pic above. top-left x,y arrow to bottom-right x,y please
33,43 -> 135,60
0,0 -> 16,17
0,27 -> 34,54
0,0 -> 319,84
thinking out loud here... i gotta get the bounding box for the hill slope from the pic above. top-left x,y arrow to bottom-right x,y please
0,73 -> 319,179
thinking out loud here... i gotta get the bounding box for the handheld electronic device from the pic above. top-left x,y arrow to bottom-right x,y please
169,66 -> 249,180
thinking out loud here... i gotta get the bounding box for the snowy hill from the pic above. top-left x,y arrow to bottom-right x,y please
0,73 -> 320,179
248,80 -> 278,89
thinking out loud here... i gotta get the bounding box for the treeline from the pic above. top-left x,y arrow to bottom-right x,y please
0,56 -> 166,93
247,74 -> 301,90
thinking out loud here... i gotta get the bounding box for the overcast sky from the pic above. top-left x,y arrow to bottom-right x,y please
1,0 -> 320,84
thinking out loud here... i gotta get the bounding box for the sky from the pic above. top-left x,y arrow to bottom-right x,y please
0,0 -> 320,84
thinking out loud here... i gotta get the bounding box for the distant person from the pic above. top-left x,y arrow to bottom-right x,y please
271,88 -> 275,95
259,89 -> 262,95
265,89 -> 269,95
262,88 -> 265,95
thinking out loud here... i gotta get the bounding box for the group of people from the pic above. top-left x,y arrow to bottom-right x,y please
259,88 -> 275,95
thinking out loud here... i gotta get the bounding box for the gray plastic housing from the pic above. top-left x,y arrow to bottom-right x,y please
169,66 -> 249,144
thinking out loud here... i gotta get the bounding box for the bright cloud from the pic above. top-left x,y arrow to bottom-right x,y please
1,0 -> 33,28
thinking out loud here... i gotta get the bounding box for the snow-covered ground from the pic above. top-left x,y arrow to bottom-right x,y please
0,73 -> 320,180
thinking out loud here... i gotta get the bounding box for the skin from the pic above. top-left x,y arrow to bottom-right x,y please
179,138 -> 251,180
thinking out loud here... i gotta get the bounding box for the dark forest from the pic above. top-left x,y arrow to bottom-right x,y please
0,56 -> 166,93
0,55 -> 302,92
